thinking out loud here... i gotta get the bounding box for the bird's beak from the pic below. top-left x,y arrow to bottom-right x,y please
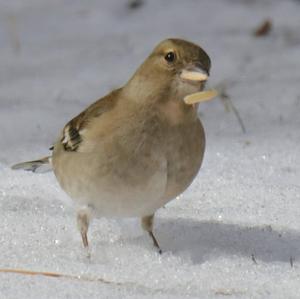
180,65 -> 208,83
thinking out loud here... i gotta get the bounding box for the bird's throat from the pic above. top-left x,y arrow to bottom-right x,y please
158,99 -> 196,125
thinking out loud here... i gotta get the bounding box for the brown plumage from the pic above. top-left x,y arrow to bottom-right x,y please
12,38 -> 211,253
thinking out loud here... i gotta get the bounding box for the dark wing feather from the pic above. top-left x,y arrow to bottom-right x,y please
60,89 -> 120,152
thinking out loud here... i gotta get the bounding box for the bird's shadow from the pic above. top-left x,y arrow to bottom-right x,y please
155,218 -> 300,265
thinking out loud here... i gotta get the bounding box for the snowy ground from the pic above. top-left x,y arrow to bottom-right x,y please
1,0 -> 300,298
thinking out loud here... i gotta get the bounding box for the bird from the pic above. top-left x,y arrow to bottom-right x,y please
12,38 -> 212,254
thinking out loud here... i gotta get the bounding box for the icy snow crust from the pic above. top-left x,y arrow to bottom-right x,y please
1,0 -> 300,298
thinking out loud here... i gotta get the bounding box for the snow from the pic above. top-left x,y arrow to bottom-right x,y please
1,0 -> 300,298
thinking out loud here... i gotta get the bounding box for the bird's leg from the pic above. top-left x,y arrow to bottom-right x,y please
141,214 -> 162,254
77,206 -> 93,251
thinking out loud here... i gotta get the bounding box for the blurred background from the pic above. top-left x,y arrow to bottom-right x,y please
0,1 -> 300,298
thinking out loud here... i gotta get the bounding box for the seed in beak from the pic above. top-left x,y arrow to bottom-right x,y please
184,89 -> 218,105
180,69 -> 208,82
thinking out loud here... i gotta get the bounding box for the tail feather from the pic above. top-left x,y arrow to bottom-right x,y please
11,156 -> 52,173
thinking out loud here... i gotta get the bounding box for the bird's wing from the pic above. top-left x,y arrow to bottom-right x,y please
11,89 -> 120,172
60,89 -> 120,152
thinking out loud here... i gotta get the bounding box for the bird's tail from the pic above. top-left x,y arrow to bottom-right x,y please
11,156 -> 52,173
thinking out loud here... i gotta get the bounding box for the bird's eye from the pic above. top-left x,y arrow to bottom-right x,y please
164,51 -> 176,63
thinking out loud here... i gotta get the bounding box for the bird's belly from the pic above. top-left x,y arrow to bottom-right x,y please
52,147 -> 167,217
84,172 -> 167,217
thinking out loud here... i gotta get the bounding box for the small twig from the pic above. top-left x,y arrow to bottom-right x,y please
0,267 -> 168,295
228,99 -> 247,133
253,19 -> 272,37
217,84 -> 247,133
0,268 -> 119,285
290,256 -> 294,268
218,89 -> 231,112
251,253 -> 258,264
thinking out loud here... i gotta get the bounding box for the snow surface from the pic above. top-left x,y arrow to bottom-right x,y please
1,0 -> 300,298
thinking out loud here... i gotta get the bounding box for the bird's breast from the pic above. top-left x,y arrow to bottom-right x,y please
163,118 -> 205,201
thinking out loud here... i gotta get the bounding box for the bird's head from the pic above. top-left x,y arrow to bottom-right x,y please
125,38 -> 211,105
